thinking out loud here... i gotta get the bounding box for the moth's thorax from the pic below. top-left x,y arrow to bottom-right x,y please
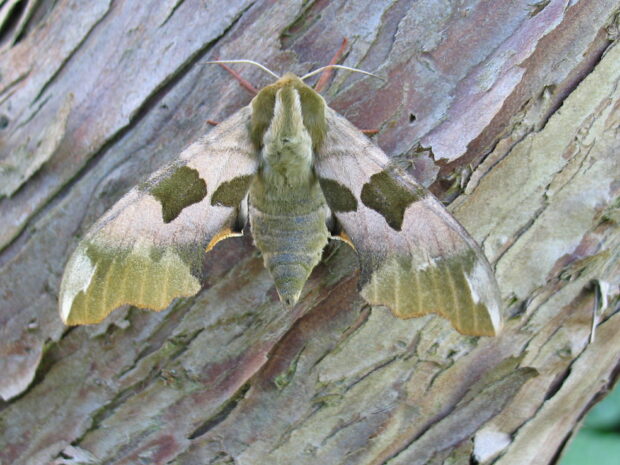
261,85 -> 314,187
250,73 -> 327,188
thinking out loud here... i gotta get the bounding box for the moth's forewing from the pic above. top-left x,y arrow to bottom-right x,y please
59,108 -> 258,325
315,109 -> 502,336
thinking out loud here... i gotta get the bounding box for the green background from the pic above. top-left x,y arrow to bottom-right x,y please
560,383 -> 620,465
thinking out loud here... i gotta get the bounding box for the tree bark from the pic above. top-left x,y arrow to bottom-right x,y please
0,1 -> 618,464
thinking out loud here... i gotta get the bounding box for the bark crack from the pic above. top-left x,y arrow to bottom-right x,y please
159,0 -> 186,27
32,1 -> 114,105
188,382 -> 252,439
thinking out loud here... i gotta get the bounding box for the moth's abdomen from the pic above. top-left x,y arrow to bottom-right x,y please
249,193 -> 329,306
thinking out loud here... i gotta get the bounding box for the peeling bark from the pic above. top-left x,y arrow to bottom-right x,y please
0,1 -> 618,465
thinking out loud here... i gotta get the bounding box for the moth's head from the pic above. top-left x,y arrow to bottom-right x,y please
250,73 -> 327,153
205,60 -> 380,151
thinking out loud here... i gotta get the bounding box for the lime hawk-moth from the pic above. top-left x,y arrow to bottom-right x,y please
59,62 -> 502,336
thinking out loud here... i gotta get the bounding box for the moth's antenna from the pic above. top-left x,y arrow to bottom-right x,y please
204,60 -> 280,79
301,65 -> 382,81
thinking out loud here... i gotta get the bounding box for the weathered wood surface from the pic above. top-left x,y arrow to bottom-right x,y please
0,1 -> 618,464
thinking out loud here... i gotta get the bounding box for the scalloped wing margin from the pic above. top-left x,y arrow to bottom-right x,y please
59,107 -> 258,325
315,109 -> 502,336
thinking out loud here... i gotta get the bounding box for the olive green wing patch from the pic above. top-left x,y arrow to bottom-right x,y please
211,174 -> 254,207
149,165 -> 207,223
318,177 -> 357,212
60,107 -> 258,325
360,171 -> 425,230
60,240 -> 202,325
314,109 -> 502,336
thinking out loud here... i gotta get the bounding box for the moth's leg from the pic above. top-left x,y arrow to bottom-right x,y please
325,211 -> 355,250
205,196 -> 249,253
217,62 -> 259,95
314,39 -> 378,136
314,38 -> 349,93
208,62 -> 261,126
323,213 -> 355,263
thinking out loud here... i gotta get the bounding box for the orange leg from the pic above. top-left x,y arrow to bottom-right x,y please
208,61 -> 260,125
311,39 -> 377,135
313,38 -> 348,92
216,61 -> 259,94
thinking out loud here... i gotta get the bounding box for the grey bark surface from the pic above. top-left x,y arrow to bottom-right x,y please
0,1 -> 619,464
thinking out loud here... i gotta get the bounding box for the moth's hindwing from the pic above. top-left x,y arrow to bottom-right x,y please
59,107 -> 258,325
316,109 -> 502,336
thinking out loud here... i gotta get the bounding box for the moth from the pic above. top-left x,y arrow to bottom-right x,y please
59,61 -> 502,336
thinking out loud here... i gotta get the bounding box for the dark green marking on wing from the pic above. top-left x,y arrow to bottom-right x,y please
149,165 -> 207,224
360,171 -> 425,231
211,174 -> 254,207
319,177 -> 357,212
